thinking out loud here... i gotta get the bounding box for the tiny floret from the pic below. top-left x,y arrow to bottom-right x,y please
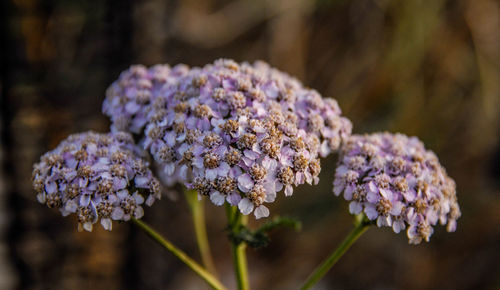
103,64 -> 190,134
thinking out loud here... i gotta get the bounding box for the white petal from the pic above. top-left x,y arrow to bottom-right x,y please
275,181 -> 283,192
206,168 -> 218,181
65,200 -> 78,213
164,163 -> 175,176
265,190 -> 276,203
134,206 -> 144,219
262,157 -> 277,171
238,198 -> 254,215
36,193 -> 46,203
101,218 -> 113,231
218,162 -> 230,176
135,176 -> 150,187
83,222 -> 93,232
379,188 -> 393,200
263,180 -> 276,196
237,174 -> 254,193
243,149 -> 259,160
254,205 -> 269,219
284,185 -> 293,196
393,220 -> 405,233
133,192 -> 145,204
304,171 -> 313,185
210,191 -> 225,206
390,201 -> 404,216
117,189 -> 129,200
145,195 -> 155,206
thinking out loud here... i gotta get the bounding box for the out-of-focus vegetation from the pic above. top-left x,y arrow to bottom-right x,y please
2,0 -> 500,289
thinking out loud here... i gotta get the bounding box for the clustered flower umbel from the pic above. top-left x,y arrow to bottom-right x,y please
103,63 -> 190,134
333,132 -> 461,244
138,59 -> 352,218
32,132 -> 162,231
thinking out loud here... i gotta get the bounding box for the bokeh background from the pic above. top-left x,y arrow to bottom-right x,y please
2,0 -> 500,289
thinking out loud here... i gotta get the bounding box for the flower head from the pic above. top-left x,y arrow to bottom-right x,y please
333,132 -> 460,244
32,131 -> 162,231
103,64 -> 190,134
142,59 -> 352,218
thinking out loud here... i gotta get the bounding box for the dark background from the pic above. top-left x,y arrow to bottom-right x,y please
2,0 -> 500,289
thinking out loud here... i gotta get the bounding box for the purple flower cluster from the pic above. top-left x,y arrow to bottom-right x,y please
103,64 -> 190,134
333,132 -> 460,244
32,132 -> 162,231
140,59 -> 352,218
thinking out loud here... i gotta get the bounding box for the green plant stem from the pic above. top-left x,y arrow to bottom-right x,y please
132,219 -> 227,290
226,205 -> 250,290
185,189 -> 218,276
300,220 -> 370,290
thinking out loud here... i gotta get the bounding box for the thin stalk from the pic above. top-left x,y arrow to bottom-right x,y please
226,205 -> 250,290
132,219 -> 227,290
185,189 -> 217,276
300,220 -> 370,290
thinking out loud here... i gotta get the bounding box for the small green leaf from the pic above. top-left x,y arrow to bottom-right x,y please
227,216 -> 302,249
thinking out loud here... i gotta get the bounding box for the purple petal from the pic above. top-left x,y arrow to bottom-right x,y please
111,208 -> 124,220
125,102 -> 140,114
217,162 -> 230,176
135,176 -> 150,187
344,184 -> 355,200
227,193 -> 242,206
349,201 -> 363,214
364,204 -> 379,220
113,177 -> 128,190
80,194 -> 91,207
237,174 -> 254,193
366,190 -> 380,203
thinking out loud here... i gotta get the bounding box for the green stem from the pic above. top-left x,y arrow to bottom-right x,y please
132,219 -> 227,290
226,205 -> 250,290
185,189 -> 218,276
300,219 -> 370,290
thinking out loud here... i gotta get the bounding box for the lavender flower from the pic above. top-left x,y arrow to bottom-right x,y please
32,131 -> 162,231
141,59 -> 352,218
333,132 -> 460,244
103,64 -> 190,134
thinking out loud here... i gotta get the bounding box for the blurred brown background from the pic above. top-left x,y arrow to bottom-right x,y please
2,0 -> 500,289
